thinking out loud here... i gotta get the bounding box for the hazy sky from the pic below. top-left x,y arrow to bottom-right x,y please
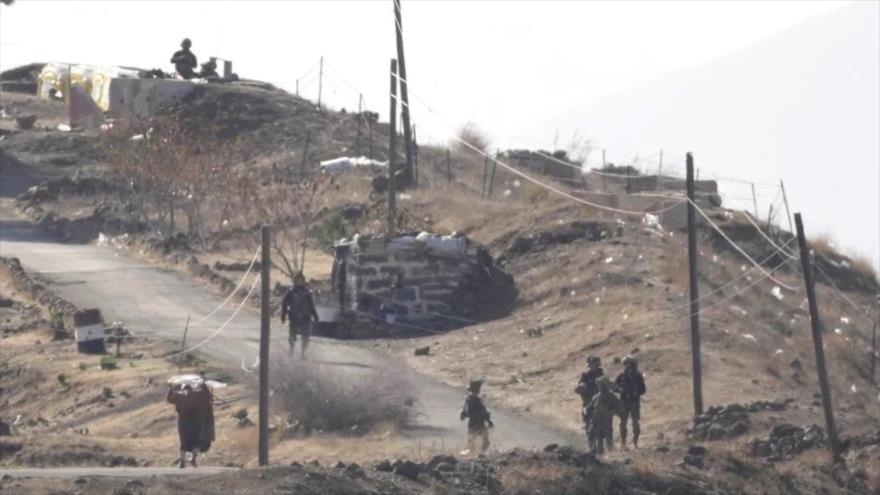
1,1 -> 877,266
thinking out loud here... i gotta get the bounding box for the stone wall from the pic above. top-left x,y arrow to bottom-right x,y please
338,236 -> 487,322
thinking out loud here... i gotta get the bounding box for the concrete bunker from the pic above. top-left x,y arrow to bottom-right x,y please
330,232 -> 509,336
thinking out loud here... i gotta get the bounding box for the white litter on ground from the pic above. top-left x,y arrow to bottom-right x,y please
57,123 -> 72,132
712,255 -> 718,264
594,297 -> 601,305
743,334 -> 758,343
604,257 -> 614,264
834,328 -> 843,335
850,384 -> 857,394
771,286 -> 784,301
740,265 -> 747,272
774,349 -> 784,355
840,316 -> 850,325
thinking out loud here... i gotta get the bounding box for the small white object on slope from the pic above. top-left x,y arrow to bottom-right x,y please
771,286 -> 784,301
742,334 -> 758,343
840,316 -> 850,325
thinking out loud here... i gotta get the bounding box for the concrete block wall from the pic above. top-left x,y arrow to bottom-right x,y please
342,238 -> 482,321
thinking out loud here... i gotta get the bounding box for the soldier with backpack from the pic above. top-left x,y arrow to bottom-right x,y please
460,379 -> 494,456
280,272 -> 319,358
588,377 -> 621,455
575,355 -> 604,451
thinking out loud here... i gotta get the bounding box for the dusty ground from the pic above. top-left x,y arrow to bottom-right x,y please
2,82 -> 879,494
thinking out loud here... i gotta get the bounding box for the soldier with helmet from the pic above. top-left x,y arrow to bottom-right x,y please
460,379 -> 493,456
280,272 -> 319,358
615,355 -> 647,449
170,38 -> 198,79
588,377 -> 621,454
575,355 -> 604,450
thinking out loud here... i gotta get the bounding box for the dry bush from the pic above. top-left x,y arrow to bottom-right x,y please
848,253 -> 878,281
453,122 -> 490,156
271,357 -> 416,434
809,233 -> 837,257
523,181 -> 549,204
663,239 -> 689,290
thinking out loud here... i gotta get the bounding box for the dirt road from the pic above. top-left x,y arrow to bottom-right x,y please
0,163 -> 576,458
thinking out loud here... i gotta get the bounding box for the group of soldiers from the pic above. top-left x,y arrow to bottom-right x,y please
277,273 -> 647,456
576,355 -> 647,454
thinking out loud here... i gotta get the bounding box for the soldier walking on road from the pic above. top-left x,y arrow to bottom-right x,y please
281,272 -> 319,358
588,377 -> 621,455
460,379 -> 493,456
575,355 -> 604,451
615,355 -> 646,449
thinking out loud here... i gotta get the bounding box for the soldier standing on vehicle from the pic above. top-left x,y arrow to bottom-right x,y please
460,379 -> 493,456
588,377 -> 621,455
575,355 -> 604,451
615,355 -> 646,449
281,272 -> 319,358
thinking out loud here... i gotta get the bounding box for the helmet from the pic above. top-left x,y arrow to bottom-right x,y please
586,355 -> 601,366
623,356 -> 638,367
293,272 -> 306,286
468,379 -> 484,393
181,38 -> 192,49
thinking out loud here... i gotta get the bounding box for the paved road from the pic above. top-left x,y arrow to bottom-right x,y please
0,162 -> 576,463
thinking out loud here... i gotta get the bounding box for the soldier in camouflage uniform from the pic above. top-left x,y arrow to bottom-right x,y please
588,377 -> 621,455
615,355 -> 646,449
460,379 -> 493,456
280,272 -> 319,358
575,355 -> 604,451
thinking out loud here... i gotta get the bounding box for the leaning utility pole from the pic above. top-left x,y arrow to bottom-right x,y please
393,0 -> 414,185
258,225 -> 271,466
794,213 -> 840,462
686,152 -> 703,416
388,59 -> 399,235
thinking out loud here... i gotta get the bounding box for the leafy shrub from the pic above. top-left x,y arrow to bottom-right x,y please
100,356 -> 117,370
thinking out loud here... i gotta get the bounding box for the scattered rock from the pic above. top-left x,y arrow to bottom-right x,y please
15,114 -> 37,130
0,420 -> 10,436
233,408 -> 248,420
414,346 -> 430,356
543,443 -> 559,452
427,454 -> 458,471
750,424 -> 824,461
392,460 -> 423,480
375,460 -> 393,472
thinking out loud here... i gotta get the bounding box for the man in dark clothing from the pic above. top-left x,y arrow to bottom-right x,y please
575,355 -> 604,451
199,57 -> 219,80
167,382 -> 214,467
170,38 -> 198,80
615,355 -> 646,449
281,272 -> 319,358
460,379 -> 493,455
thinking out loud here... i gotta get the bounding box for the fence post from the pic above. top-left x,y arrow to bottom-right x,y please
794,213 -> 841,462
751,182 -> 759,219
317,56 -> 323,108
394,0 -> 414,185
488,150 -> 498,197
481,153 -> 489,196
780,180 -> 794,233
686,152 -> 703,416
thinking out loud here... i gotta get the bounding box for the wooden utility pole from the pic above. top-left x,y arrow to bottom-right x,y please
258,226 -> 271,466
657,150 -> 664,191
393,0 -> 414,185
300,128 -> 311,176
295,79 -> 299,97
488,150 -> 498,197
446,148 -> 451,184
412,125 -> 419,187
388,59 -> 399,235
794,213 -> 840,461
686,152 -> 703,416
751,182 -> 759,219
481,153 -> 489,196
317,56 -> 324,108
871,317 -> 877,385
358,93 -> 363,114
779,180 -> 794,233
368,123 -> 374,160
